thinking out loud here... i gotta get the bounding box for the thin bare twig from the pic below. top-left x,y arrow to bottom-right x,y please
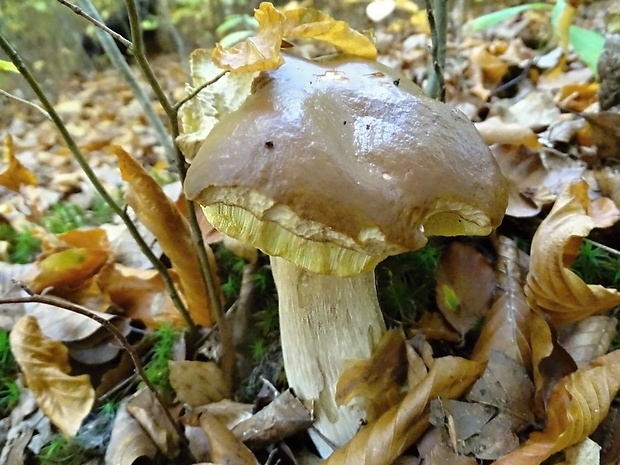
0,89 -> 51,120
122,0 -> 234,388
0,293 -> 187,446
424,0 -> 447,101
56,0 -> 131,49
173,71 -> 227,112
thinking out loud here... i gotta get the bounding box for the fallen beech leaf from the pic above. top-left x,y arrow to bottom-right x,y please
231,389 -> 313,447
30,247 -> 109,294
492,350 -> 620,465
126,388 -> 180,458
336,328 -> 407,422
169,360 -> 228,407
177,49 -> 256,160
475,117 -> 540,148
324,356 -> 484,465
200,412 -> 259,465
525,180 -> 620,324
0,134 -> 37,192
105,400 -> 158,465
472,236 -> 532,370
561,316 -> 618,366
212,2 -> 376,72
9,315 -> 95,436
435,242 -> 497,336
114,146 -> 214,326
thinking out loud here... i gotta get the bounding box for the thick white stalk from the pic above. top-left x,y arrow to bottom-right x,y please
270,256 -> 386,457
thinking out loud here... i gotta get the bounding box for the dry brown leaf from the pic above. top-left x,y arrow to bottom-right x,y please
435,242 -> 497,336
492,350 -> 620,465
323,356 -> 484,465
525,180 -> 620,324
472,236 -> 532,370
231,389 -> 313,447
104,400 -> 158,465
0,134 -> 37,192
336,328 -> 407,422
114,146 -> 214,326
169,360 -> 228,407
199,412 -> 259,465
9,315 -> 95,436
561,316 -> 618,367
475,117 -> 540,148
126,388 -> 180,458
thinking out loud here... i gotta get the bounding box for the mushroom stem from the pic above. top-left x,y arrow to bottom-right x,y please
270,256 -> 386,457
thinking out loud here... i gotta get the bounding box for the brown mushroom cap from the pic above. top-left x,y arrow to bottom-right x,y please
185,53 -> 508,277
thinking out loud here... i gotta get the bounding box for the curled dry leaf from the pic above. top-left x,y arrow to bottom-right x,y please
0,134 -> 37,192
492,350 -> 620,465
324,356 -> 484,465
114,146 -> 214,326
525,180 -> 620,324
212,2 -> 376,72
472,236 -> 532,370
104,400 -> 158,465
336,328 -> 407,423
9,315 -> 95,436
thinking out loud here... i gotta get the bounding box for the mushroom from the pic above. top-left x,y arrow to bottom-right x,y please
184,52 -> 508,456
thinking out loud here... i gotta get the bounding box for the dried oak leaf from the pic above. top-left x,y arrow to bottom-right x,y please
525,180 -> 620,324
9,315 -> 95,436
114,146 -> 214,326
492,350 -> 620,465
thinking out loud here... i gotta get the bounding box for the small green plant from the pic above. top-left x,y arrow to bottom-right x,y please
0,223 -> 41,264
38,436 -> 93,465
571,240 -> 620,288
143,323 -> 178,400
0,330 -> 19,417
41,195 -> 120,234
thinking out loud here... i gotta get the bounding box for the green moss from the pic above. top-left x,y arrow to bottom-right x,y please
0,224 -> 41,264
0,331 -> 19,417
571,240 -> 620,289
38,436 -> 94,465
143,323 -> 178,400
376,239 -> 444,323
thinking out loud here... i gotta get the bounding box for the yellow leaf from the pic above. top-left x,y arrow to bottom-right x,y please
553,0 -> 577,51
10,315 -> 95,436
200,412 -> 259,465
113,146 -> 214,326
212,2 -> 376,72
0,134 -> 37,191
32,248 -> 109,294
525,180 -> 620,324
212,2 -> 286,72
492,350 -> 620,465
283,8 -> 377,58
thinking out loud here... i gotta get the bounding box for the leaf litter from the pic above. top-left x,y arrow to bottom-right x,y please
1,0 -> 620,464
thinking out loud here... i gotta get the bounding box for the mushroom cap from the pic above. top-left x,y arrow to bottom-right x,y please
185,53 -> 508,277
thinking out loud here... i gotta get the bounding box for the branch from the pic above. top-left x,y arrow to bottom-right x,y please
424,0 -> 447,101
0,293 -> 187,446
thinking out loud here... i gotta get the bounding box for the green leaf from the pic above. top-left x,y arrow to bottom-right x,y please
466,3 -> 553,31
0,60 -> 18,73
569,25 -> 605,73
